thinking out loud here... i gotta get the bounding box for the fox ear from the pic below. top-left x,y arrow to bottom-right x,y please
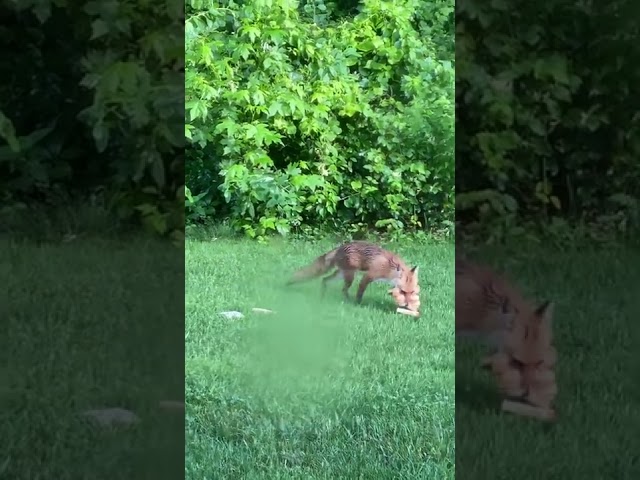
534,300 -> 553,327
410,265 -> 419,274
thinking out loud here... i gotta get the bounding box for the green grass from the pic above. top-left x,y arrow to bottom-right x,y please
0,235 -> 184,479
456,244 -> 639,478
185,237 -> 455,479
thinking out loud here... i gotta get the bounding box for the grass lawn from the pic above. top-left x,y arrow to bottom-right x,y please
455,243 -> 638,478
185,236 -> 455,479
0,235 -> 184,479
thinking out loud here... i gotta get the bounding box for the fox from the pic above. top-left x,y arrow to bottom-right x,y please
455,257 -> 554,366
286,241 -> 419,306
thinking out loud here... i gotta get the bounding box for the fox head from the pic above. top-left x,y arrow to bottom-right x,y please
502,300 -> 554,365
394,265 -> 420,308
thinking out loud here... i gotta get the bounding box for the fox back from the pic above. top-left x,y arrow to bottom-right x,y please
334,242 -> 416,284
455,258 -> 554,364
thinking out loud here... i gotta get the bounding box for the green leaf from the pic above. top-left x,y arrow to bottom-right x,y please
215,119 -> 238,137
91,19 -> 109,40
268,102 -> 283,117
534,55 -> 570,84
32,2 -> 51,23
0,111 -> 20,152
502,194 -> 518,212
358,39 -> 375,52
92,122 -> 109,152
528,117 -> 546,136
151,157 -> 165,188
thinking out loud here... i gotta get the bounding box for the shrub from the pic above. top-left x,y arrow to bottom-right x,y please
185,0 -> 454,239
0,1 -> 184,242
456,0 -> 640,241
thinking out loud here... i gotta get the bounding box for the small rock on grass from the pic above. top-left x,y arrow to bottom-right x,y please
81,408 -> 139,428
219,310 -> 244,319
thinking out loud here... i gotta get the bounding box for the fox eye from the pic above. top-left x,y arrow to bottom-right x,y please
501,298 -> 510,314
509,357 -> 525,368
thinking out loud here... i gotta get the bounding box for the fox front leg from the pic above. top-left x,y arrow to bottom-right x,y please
355,275 -> 373,304
480,343 -> 506,370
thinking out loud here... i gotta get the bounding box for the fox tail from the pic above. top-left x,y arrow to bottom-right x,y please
286,248 -> 338,285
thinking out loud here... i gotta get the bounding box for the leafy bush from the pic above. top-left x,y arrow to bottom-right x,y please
185,0 -> 454,239
456,0 -> 640,241
0,1 -> 184,242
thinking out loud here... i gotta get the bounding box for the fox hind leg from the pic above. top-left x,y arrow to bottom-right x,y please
341,270 -> 355,299
321,269 -> 342,297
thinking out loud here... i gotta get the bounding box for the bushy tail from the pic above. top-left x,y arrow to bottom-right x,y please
286,248 -> 338,285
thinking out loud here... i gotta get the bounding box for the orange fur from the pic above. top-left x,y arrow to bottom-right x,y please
455,258 -> 554,365
287,241 -> 420,305
389,285 -> 421,312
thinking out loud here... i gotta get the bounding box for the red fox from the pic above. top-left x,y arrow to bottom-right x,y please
455,258 -> 554,365
287,241 -> 419,305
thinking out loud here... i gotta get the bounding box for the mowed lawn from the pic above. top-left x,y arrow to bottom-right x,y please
185,237 -> 455,479
0,235 -> 184,479
456,244 -> 638,479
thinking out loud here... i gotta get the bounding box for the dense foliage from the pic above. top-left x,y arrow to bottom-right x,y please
0,1 -> 184,242
456,0 -> 640,243
186,0 -> 455,239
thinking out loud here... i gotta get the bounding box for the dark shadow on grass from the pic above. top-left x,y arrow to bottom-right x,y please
285,282 -> 401,316
334,294 -> 423,318
357,295 -> 401,315
454,362 -> 500,414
